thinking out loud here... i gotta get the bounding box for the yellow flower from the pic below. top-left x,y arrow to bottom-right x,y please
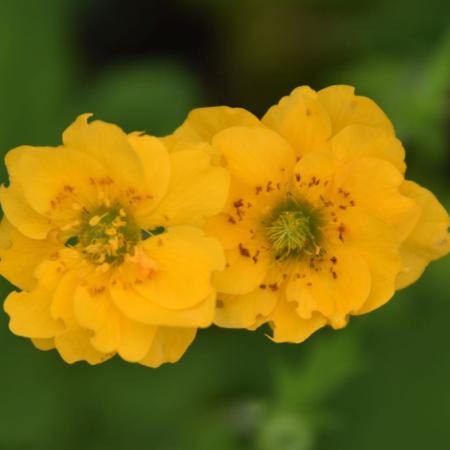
0,114 -> 229,366
167,85 -> 450,343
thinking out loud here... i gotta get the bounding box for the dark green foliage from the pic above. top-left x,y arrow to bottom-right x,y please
0,1 -> 449,449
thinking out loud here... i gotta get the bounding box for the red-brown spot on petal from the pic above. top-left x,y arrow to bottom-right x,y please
238,243 -> 251,258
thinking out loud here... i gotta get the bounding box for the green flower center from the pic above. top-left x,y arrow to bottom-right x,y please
265,199 -> 322,261
75,206 -> 141,265
64,203 -> 167,266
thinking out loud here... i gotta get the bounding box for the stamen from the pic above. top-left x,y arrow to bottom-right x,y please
264,198 -> 323,261
89,215 -> 103,227
70,204 -> 167,267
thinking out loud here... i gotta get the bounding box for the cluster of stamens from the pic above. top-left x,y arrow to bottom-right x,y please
77,205 -> 140,266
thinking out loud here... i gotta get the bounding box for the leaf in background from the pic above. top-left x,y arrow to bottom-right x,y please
257,411 -> 315,450
0,0 -> 75,173
274,331 -> 365,410
76,61 -> 204,135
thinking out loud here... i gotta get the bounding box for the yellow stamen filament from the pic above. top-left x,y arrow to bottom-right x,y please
112,217 -> 126,227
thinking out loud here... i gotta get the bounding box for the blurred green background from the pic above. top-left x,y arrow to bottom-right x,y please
0,1 -> 449,449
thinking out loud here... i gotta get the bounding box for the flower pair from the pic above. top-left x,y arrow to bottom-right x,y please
1,86 -> 449,367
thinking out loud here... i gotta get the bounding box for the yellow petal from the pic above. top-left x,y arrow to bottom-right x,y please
50,268 -> 80,324
263,86 -> 332,157
62,114 -> 146,188
342,210 -> 402,314
17,146 -> 105,220
334,157 -> 419,240
292,149 -> 336,204
114,217 -> 223,330
1,146 -> 53,238
166,106 -> 263,149
4,288 -> 65,338
4,248 -> 81,338
286,245 -> 372,328
73,286 -> 120,353
117,319 -> 157,363
204,213 -> 247,250
215,287 -> 278,329
109,280 -> 216,328
331,124 -> 406,174
139,327 -> 197,368
268,296 -> 327,343
127,133 -> 171,221
163,225 -> 225,272
397,181 -> 450,289
74,282 -> 187,359
214,247 -> 270,295
0,218 -> 59,290
54,325 -> 113,365
212,126 -> 295,188
317,85 -> 394,136
31,338 -> 55,351
145,149 -> 230,227
134,229 -> 216,309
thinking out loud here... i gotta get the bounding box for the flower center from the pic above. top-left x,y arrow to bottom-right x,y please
78,206 -> 141,265
265,199 -> 322,261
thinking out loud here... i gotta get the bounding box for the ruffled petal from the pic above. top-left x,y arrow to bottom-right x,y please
263,86 -> 332,158
117,319 -> 157,363
292,149 -> 336,204
139,327 -> 197,368
0,146 -> 53,238
212,126 -> 295,188
50,268 -> 81,324
62,114 -> 146,188
333,157 -> 419,240
286,245 -> 372,328
4,287 -> 65,338
268,296 -> 327,343
145,149 -> 229,227
127,133 -> 171,221
165,106 -> 263,150
317,85 -> 395,136
331,124 -> 406,174
109,284 -> 217,328
31,338 -> 55,351
0,218 -> 59,290
215,287 -> 278,329
73,285 -> 120,353
54,325 -> 113,365
16,146 -> 106,220
113,226 -> 222,312
213,247 -> 270,295
342,211 -> 402,314
4,248 -> 81,338
131,227 -> 224,310
397,181 -> 450,289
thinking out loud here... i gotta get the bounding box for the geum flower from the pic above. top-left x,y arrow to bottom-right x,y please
0,114 -> 229,366
166,85 -> 450,343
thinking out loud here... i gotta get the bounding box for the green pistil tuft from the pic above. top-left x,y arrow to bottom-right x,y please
265,198 -> 322,261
